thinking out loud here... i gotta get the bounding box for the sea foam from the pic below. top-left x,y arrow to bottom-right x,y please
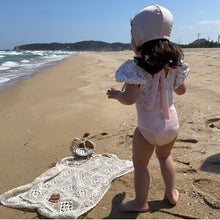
0,77 -> 10,83
0,50 -> 78,89
1,61 -> 19,68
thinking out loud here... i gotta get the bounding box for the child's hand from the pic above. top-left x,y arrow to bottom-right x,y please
106,88 -> 121,99
107,84 -> 139,105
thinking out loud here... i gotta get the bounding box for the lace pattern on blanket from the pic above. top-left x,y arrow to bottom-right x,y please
0,154 -> 133,219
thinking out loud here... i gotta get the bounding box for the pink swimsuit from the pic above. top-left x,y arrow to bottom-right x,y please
115,60 -> 189,146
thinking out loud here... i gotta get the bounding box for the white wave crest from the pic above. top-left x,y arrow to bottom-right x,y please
1,61 -> 19,68
0,66 -> 9,70
20,59 -> 30,63
0,77 -> 10,83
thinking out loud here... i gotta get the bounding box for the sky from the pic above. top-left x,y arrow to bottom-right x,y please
0,0 -> 220,50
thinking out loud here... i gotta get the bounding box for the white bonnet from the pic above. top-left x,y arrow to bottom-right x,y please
131,4 -> 173,48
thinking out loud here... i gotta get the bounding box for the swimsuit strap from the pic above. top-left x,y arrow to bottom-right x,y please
160,70 -> 169,119
146,70 -> 169,119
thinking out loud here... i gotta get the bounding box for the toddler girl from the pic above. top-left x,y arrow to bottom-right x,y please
107,4 -> 189,212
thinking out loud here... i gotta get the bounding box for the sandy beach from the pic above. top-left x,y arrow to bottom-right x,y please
0,49 -> 220,219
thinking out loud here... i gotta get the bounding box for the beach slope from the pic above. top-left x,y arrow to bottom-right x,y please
0,49 -> 220,219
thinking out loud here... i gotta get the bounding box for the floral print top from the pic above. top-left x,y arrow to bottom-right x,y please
115,59 -> 189,110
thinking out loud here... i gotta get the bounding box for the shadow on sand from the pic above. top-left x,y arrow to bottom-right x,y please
200,153 -> 220,174
103,192 -> 138,219
103,192 -> 176,219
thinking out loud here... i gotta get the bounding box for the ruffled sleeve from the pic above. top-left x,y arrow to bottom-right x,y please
115,59 -> 147,85
174,62 -> 190,89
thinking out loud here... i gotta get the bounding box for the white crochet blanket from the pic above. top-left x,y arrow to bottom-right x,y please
0,154 -> 133,219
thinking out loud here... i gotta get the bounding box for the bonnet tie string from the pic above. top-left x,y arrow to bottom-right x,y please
146,70 -> 169,119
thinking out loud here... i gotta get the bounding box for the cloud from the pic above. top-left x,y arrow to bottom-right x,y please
197,19 -> 220,25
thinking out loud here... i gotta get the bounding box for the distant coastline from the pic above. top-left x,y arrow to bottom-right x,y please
13,41 -> 131,51
13,39 -> 219,51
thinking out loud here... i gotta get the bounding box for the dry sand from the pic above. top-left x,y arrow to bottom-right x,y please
0,49 -> 219,219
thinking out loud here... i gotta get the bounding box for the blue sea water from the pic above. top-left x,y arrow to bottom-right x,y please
0,50 -> 78,89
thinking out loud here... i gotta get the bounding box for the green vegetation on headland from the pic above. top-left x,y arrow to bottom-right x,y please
13,39 -> 219,51
13,41 -> 131,51
180,38 -> 219,48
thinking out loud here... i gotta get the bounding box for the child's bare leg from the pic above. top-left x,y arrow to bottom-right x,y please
156,138 -> 179,205
120,128 -> 154,212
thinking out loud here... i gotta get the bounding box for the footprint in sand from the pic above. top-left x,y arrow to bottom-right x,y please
100,132 -> 108,136
88,132 -> 109,140
193,178 -> 220,209
177,139 -> 198,144
82,132 -> 90,138
182,168 -> 197,174
206,117 -> 220,130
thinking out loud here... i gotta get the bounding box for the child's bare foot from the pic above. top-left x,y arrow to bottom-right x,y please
165,189 -> 179,205
120,199 -> 149,213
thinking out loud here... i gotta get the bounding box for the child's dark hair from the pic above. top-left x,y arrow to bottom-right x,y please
134,39 -> 183,74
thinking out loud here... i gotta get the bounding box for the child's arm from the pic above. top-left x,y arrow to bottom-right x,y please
107,83 -> 139,105
174,83 -> 186,95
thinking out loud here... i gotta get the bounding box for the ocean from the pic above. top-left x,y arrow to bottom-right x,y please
0,50 -> 77,90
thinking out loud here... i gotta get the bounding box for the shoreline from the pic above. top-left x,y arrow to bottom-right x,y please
0,50 -> 77,90
0,49 -> 220,219
0,60 -> 61,90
